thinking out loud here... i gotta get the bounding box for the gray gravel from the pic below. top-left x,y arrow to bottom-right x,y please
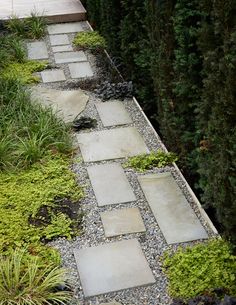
33,22 -> 218,305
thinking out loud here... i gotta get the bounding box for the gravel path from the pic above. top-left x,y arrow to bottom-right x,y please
32,21 -> 219,305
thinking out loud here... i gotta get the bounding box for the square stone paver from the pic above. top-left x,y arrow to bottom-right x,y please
73,239 -> 155,297
69,62 -> 94,78
49,34 -> 70,46
52,45 -> 73,53
41,69 -> 66,83
101,207 -> 146,237
27,41 -> 48,60
138,173 -> 208,244
96,101 -> 133,127
54,51 -> 87,64
47,22 -> 83,34
87,163 -> 136,206
77,126 -> 149,162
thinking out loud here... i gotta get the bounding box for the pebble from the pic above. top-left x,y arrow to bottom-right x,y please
34,21 -> 219,305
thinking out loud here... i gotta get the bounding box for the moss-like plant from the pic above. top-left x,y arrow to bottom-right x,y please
73,31 -> 106,51
0,154 -> 84,260
2,60 -> 48,84
0,250 -> 72,305
163,239 -> 236,299
124,150 -> 178,171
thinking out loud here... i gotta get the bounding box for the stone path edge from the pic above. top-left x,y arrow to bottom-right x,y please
132,96 -> 218,235
86,16 -> 218,235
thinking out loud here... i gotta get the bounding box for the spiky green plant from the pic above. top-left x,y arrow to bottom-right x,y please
0,250 -> 72,305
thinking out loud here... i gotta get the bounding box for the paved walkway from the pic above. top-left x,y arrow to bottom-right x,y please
0,0 -> 86,22
27,21 -> 216,304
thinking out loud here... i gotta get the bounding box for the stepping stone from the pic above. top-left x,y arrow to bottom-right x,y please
47,22 -> 83,34
49,34 -> 70,46
101,207 -> 146,237
77,126 -> 149,162
138,173 -> 208,244
52,45 -> 73,53
69,62 -> 94,78
87,163 -> 136,206
73,239 -> 155,297
41,69 -> 66,83
96,101 -> 132,127
27,41 -> 48,60
31,87 -> 89,123
54,51 -> 87,64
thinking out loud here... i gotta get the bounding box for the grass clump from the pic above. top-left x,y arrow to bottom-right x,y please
73,31 -> 106,51
0,250 -> 72,305
0,154 -> 84,259
0,78 -> 72,169
6,13 -> 46,39
163,239 -> 236,299
124,150 -> 178,171
0,34 -> 47,84
0,35 -> 26,67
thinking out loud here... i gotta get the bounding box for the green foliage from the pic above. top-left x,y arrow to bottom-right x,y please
163,239 -> 236,299
0,33 -> 47,84
83,0 -> 236,243
2,60 -> 48,84
73,31 -> 106,51
0,250 -> 72,305
6,13 -> 46,39
0,78 -> 72,169
124,150 -> 178,171
196,0 -> 236,242
0,154 -> 83,259
0,35 -> 26,68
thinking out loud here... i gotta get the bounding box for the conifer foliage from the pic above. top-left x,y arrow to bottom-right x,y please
82,0 -> 236,243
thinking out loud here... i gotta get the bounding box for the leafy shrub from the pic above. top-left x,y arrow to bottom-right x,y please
0,250 -> 72,305
6,13 -> 46,39
124,150 -> 178,171
163,239 -> 236,299
0,154 -> 84,259
73,31 -> 106,51
2,60 -> 47,84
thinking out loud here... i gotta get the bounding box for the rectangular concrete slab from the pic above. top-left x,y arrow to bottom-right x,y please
77,127 -> 149,162
49,34 -> 70,46
87,163 -> 136,206
41,69 -> 66,83
52,45 -> 73,52
27,41 -> 48,60
138,173 -> 208,244
54,51 -> 87,64
48,22 -> 84,34
96,101 -> 133,127
101,207 -> 146,237
69,62 -> 94,78
73,239 -> 155,297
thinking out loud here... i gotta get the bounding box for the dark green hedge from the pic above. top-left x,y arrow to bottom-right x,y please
83,0 -> 236,243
